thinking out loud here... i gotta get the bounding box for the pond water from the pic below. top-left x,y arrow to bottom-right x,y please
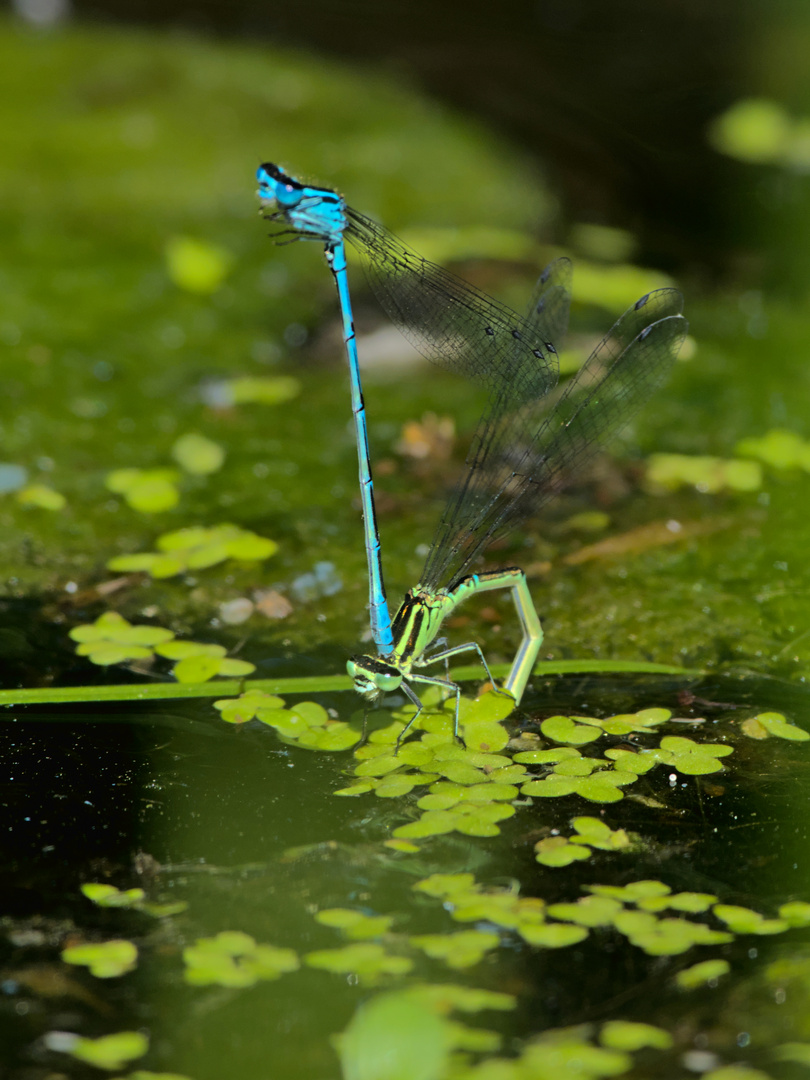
2,12 -> 810,1080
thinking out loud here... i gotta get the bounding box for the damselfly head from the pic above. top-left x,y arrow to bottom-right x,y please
347,655 -> 403,700
256,162 -> 304,210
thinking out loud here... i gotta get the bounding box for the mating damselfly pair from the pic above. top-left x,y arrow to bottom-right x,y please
257,162 -> 687,745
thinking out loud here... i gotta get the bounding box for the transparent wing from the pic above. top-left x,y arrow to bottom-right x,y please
420,289 -> 687,590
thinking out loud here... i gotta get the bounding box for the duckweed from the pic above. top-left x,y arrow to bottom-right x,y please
304,943 -> 413,984
170,432 -> 226,475
61,939 -> 138,978
675,958 -> 731,990
105,467 -> 182,513
742,711 -> 809,742
712,904 -> 789,935
44,1030 -> 148,1071
107,523 -> 278,578
599,1020 -> 673,1051
410,930 -> 501,970
315,909 -> 395,939
646,453 -> 762,494
183,931 -> 299,987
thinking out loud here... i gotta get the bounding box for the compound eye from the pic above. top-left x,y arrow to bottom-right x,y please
375,671 -> 401,693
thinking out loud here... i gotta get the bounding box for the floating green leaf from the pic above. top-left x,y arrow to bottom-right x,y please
735,427 -> 810,469
105,467 -> 181,513
702,1067 -> 774,1080
546,896 -> 623,927
712,904 -> 789,935
316,909 -> 395,940
81,883 -> 146,908
778,901 -> 810,927
45,1030 -> 148,1071
675,958 -> 731,990
658,736 -> 733,775
227,375 -> 301,406
517,922 -> 589,948
410,930 -> 500,970
338,988 -> 450,1080
16,483 -> 66,510
570,816 -> 633,851
183,931 -> 299,987
411,982 -> 516,1014
599,1020 -> 673,1051
774,1043 -> 810,1065
541,715 -> 603,745
747,711 -> 809,742
108,524 -> 278,578
305,943 -> 412,985
62,939 -> 137,978
646,453 -> 762,494
165,234 -> 233,294
171,433 -> 225,475
534,836 -> 593,868
213,690 -> 285,724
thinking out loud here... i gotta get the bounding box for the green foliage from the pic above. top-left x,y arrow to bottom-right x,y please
61,938 -> 137,978
170,432 -> 226,475
44,1030 -> 148,1071
675,958 -> 731,990
657,736 -> 733,775
165,235 -> 234,294
81,882 -> 147,908
741,711 -> 810,741
712,904 -> 789,935
598,1020 -> 673,1051
410,930 -> 500,970
224,375 -> 301,406
16,483 -> 66,510
304,943 -> 413,985
646,453 -> 762,494
315,908 -> 395,939
105,467 -> 182,513
183,931 -> 299,987
70,611 -> 255,681
338,988 -> 450,1080
107,524 -> 278,578
736,428 -> 810,469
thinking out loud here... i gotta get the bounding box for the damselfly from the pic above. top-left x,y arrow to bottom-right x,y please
257,163 -> 687,743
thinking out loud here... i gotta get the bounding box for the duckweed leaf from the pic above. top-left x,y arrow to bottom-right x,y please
62,939 -> 137,978
646,452 -> 762,494
736,427 -> 810,469
518,922 -> 589,948
702,1068 -> 773,1080
603,747 -> 670,774
774,1043 -> 810,1065
751,711 -> 809,741
445,1020 -> 501,1053
338,988 -> 449,1080
108,524 -> 278,578
518,1031 -> 631,1079
614,911 -> 732,955
81,883 -> 146,908
521,776 -> 579,798
637,891 -> 717,914
305,943 -> 412,985
413,873 -> 480,901
213,690 -> 285,724
658,736 -> 734,775
570,817 -> 632,851
457,689 -> 516,726
165,235 -> 233,294
316,909 -> 395,939
675,958 -> 731,989
546,896 -> 624,927
778,901 -> 810,927
599,1020 -> 673,1051
587,880 -> 672,903
412,983 -> 516,1014
227,374 -> 301,405
183,931 -> 299,987
105,468 -> 181,513
541,715 -> 603,745
513,748 -> 582,765
410,930 -> 500,969
461,721 -> 511,754
171,433 -> 225,474
45,1030 -> 149,1071
534,836 -> 593,868
173,655 -> 227,682
712,904 -> 789,935
16,483 -> 66,510
374,774 -> 425,798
